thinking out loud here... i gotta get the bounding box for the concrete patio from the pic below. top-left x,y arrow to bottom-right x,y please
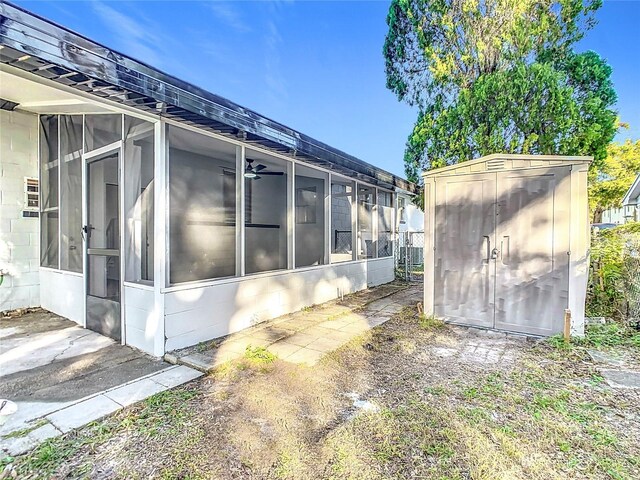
0,311 -> 201,456
169,282 -> 421,371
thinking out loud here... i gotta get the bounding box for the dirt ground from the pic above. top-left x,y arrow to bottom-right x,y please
11,285 -> 640,480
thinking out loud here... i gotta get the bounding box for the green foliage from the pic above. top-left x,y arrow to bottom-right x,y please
384,0 -> 616,180
580,322 -> 640,349
587,223 -> 640,319
418,314 -> 445,330
589,140 -> 640,221
244,345 -> 277,363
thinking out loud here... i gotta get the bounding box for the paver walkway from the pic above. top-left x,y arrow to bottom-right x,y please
170,283 -> 421,371
0,312 -> 202,456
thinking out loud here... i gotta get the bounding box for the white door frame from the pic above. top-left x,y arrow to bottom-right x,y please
82,140 -> 125,344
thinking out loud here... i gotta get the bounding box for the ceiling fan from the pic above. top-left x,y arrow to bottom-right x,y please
244,158 -> 284,180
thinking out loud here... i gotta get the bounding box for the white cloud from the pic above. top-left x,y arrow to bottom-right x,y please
91,1 -> 168,68
208,1 -> 251,33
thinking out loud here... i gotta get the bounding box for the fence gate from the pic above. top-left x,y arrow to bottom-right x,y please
396,231 -> 425,282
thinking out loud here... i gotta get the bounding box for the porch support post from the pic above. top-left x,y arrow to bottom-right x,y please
325,172 -> 331,265
288,161 -> 295,270
236,145 -> 245,277
152,120 -> 167,357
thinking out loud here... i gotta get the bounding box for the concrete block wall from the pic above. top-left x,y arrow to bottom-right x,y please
0,109 -> 40,311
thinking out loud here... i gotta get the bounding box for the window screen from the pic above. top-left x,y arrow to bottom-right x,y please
357,184 -> 376,259
124,116 -> 155,283
39,115 -> 59,268
59,115 -> 83,273
169,125 -> 237,284
330,178 -> 354,263
295,164 -> 327,267
377,191 -> 393,258
85,114 -> 122,152
245,149 -> 288,274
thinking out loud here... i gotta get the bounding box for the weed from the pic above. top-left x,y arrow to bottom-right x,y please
577,322 -> 640,349
244,345 -> 277,363
424,385 -> 446,396
418,314 -> 445,330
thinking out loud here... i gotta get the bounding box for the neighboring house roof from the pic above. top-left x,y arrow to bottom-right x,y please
0,2 -> 415,193
622,173 -> 640,206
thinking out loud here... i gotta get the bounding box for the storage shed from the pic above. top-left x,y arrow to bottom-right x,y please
422,154 -> 591,336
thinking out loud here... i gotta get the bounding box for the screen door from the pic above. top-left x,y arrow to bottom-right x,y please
85,151 -> 121,341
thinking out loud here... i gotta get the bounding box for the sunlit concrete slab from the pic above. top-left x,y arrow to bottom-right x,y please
0,310 -> 200,456
170,283 -> 414,369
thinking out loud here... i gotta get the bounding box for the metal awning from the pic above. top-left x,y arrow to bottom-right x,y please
0,1 -> 415,192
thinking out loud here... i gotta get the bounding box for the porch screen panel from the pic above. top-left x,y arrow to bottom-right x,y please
168,125 -> 237,284
330,179 -> 354,263
244,150 -> 288,274
377,191 -> 393,258
39,115 -> 59,268
59,115 -> 83,272
357,184 -> 376,259
124,116 -> 155,283
295,164 -> 327,267
84,114 -> 122,152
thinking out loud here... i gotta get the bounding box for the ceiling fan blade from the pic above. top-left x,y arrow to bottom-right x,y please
259,171 -> 284,176
253,175 -> 261,180
254,164 -> 267,172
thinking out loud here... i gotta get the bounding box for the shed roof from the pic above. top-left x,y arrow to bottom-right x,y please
422,153 -> 592,178
0,2 -> 415,193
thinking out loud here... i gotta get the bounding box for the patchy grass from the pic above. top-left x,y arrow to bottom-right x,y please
14,387 -> 201,479
1,419 -> 49,439
11,287 -> 640,480
418,313 -> 446,330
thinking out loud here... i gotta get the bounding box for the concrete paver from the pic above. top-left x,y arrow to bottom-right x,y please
46,395 -> 122,433
171,283 -> 415,368
104,377 -> 168,407
267,342 -> 302,359
4,423 -> 61,457
601,369 -> 640,389
150,365 -> 203,388
286,348 -> 325,365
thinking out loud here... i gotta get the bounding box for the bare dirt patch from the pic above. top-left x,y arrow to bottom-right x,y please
12,286 -> 640,480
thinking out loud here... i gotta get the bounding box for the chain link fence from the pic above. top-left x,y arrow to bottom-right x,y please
395,231 -> 425,282
622,234 -> 640,323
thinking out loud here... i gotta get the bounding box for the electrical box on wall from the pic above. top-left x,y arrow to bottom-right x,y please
23,177 -> 39,217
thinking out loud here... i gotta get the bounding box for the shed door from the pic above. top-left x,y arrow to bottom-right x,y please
434,174 -> 496,327
433,167 -> 570,335
494,167 -> 571,335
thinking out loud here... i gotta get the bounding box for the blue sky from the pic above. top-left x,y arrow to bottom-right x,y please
15,0 -> 640,177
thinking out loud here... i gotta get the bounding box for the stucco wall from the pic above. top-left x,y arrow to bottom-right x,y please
0,109 -> 40,312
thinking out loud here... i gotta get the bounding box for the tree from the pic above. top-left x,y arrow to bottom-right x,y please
589,140 -> 640,222
384,0 -> 617,183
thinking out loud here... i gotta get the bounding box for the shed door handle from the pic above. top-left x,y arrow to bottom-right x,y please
483,236 -> 490,263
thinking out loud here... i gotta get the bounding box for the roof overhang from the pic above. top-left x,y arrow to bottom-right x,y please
0,1 -> 415,193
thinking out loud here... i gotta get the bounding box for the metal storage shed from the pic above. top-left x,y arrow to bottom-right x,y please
422,154 -> 591,337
